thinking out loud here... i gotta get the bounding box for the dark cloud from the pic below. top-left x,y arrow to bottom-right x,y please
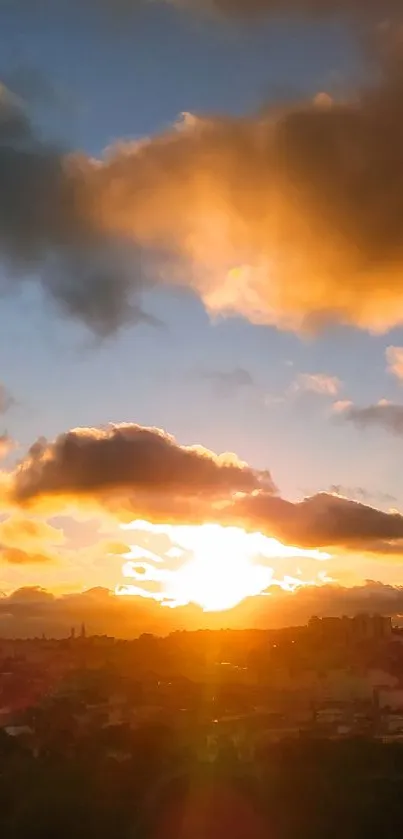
224,491 -> 403,553
345,403 -> 403,435
11,423 -> 274,512
6,0 -> 403,22
199,367 -> 255,396
1,581 -> 403,637
0,86 -> 157,336
169,0 -> 403,22
3,67 -> 77,113
7,423 -> 403,555
0,384 -> 15,415
0,586 -> 174,638
264,580 -> 403,627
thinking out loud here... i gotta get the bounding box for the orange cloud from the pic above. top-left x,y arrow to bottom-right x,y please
223,491 -> 403,554
0,515 -> 65,565
103,540 -> 132,555
77,51 -> 403,336
386,345 -> 403,380
0,516 -> 65,548
0,433 -> 15,460
332,400 -> 353,414
5,44 -> 403,335
0,547 -> 55,565
6,423 -> 403,557
1,579 -> 403,637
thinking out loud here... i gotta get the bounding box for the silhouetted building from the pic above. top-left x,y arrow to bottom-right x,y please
308,614 -> 392,644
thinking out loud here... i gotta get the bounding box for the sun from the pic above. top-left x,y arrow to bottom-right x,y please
115,521 -> 330,612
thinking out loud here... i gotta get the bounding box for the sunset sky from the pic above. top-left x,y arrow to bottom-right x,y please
1,0 -> 403,635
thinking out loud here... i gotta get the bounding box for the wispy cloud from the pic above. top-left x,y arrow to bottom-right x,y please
328,485 -> 397,505
293,373 -> 342,397
386,346 -> 403,381
0,433 -> 15,460
332,399 -> 353,413
198,366 -> 255,396
264,394 -> 286,407
0,515 -> 65,565
0,384 -> 15,415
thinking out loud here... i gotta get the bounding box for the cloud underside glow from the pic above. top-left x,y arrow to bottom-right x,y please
115,520 -> 331,611
9,423 -> 403,560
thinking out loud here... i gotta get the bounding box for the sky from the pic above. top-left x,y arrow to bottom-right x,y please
1,0 -> 403,635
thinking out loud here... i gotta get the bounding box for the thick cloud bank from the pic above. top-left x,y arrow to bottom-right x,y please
8,423 -> 403,555
5,48 -> 403,335
1,580 -> 403,637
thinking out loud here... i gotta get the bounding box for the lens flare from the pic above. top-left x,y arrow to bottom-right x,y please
115,521 -> 331,612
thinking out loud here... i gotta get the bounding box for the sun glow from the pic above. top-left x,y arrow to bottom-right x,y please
115,521 -> 331,612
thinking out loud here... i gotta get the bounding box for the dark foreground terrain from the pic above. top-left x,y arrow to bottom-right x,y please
1,730 -> 403,839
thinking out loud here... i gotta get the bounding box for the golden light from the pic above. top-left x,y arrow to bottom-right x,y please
115,521 -> 331,612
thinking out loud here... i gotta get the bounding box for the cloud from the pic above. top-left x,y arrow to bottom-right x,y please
0,433 -> 15,460
6,422 -> 403,556
11,424 -> 274,519
0,547 -> 55,564
0,84 -> 159,336
332,400 -> 353,413
7,586 -> 55,603
386,345 -> 403,380
293,373 -> 341,396
1,580 -> 403,637
199,367 -> 255,396
0,516 -> 65,548
266,579 -> 403,627
161,0 -> 403,26
345,402 -> 403,434
5,41 -> 403,337
175,0 -> 403,19
16,0 -> 403,24
223,491 -> 403,553
0,515 -> 65,564
0,585 -> 171,638
84,45 -> 403,336
328,485 -> 397,505
0,384 -> 15,415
